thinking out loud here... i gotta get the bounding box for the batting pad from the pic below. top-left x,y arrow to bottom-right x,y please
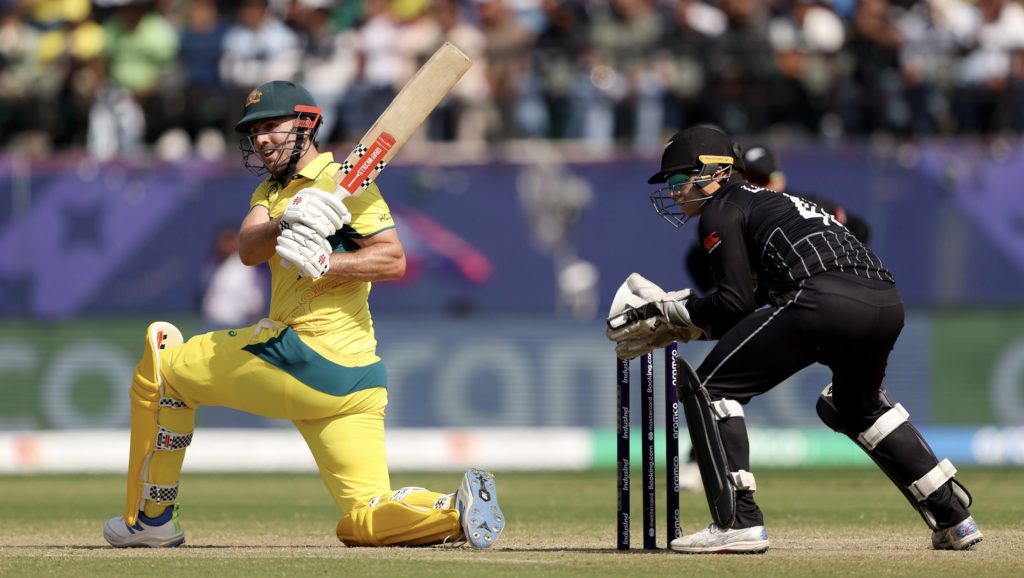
336,487 -> 462,547
124,322 -> 188,526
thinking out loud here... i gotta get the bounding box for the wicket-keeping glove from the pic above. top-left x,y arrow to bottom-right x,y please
606,273 -> 707,359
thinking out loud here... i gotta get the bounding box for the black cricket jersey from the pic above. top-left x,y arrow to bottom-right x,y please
686,178 -> 893,337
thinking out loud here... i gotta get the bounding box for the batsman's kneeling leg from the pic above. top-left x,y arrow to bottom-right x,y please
337,487 -> 463,547
816,384 -> 972,530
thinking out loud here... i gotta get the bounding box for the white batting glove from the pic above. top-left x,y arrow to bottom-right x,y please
275,223 -> 332,279
279,186 -> 352,238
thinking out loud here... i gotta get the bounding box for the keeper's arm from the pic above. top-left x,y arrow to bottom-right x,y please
686,202 -> 756,337
326,229 -> 406,281
238,205 -> 281,266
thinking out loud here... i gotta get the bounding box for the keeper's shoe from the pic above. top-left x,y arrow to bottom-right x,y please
670,523 -> 769,554
932,516 -> 983,551
454,468 -> 505,549
104,504 -> 185,548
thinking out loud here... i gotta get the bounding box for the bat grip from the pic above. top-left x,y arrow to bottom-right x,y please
607,303 -> 660,329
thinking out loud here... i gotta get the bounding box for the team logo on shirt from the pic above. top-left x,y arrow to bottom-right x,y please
704,231 -> 721,252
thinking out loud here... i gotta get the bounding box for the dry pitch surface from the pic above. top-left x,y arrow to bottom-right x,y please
1,469 -> 1021,577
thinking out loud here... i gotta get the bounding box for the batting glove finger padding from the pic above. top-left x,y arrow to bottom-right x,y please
283,222 -> 323,247
280,186 -> 352,238
276,228 -> 331,279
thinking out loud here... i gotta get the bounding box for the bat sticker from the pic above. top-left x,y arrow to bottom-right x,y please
339,132 -> 396,193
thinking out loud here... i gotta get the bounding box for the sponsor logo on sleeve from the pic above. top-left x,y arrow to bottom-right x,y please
704,231 -> 721,253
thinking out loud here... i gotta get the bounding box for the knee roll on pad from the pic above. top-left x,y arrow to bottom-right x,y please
816,384 -> 972,530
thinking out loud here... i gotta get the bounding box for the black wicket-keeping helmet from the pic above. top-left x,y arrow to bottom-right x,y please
647,125 -> 744,185
648,126 -> 744,228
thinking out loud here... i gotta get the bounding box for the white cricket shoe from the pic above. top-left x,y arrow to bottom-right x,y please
103,504 -> 185,548
932,516 -> 983,550
454,468 -> 505,549
670,523 -> 769,554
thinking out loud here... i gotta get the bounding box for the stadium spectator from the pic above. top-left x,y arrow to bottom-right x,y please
842,0 -> 906,134
342,0 -> 401,138
587,0 -> 662,149
389,0 -> 443,126
896,0 -> 958,135
292,0 -> 358,142
658,0 -> 726,135
95,0 -> 179,149
476,0 -> 538,140
767,0 -> 846,133
428,0 -> 490,143
220,0 -> 301,131
174,0 -> 229,156
703,0 -> 774,135
20,1 -> 105,150
533,0 -> 590,140
953,0 -> 1024,133
4,0 -> 1024,149
0,5 -> 44,149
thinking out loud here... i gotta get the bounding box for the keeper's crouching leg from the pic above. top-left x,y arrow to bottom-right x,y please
337,488 -> 462,547
816,384 -> 972,530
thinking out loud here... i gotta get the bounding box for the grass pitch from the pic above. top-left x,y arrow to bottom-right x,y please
1,468 -> 1021,577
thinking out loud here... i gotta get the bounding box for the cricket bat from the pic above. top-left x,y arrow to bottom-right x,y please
333,42 -> 472,196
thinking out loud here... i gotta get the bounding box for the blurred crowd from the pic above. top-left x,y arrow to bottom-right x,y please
2,0 -> 1024,159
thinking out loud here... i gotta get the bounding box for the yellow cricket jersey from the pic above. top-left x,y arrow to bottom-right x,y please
249,152 -> 396,365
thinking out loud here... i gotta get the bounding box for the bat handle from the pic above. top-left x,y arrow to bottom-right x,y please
607,303 -> 659,329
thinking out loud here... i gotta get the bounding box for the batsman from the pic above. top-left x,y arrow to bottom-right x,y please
606,126 -> 982,554
102,80 -> 505,549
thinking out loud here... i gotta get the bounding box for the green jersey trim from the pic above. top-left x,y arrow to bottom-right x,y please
243,328 -> 386,396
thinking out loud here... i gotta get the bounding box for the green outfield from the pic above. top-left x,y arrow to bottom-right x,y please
1,468 -> 1021,577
